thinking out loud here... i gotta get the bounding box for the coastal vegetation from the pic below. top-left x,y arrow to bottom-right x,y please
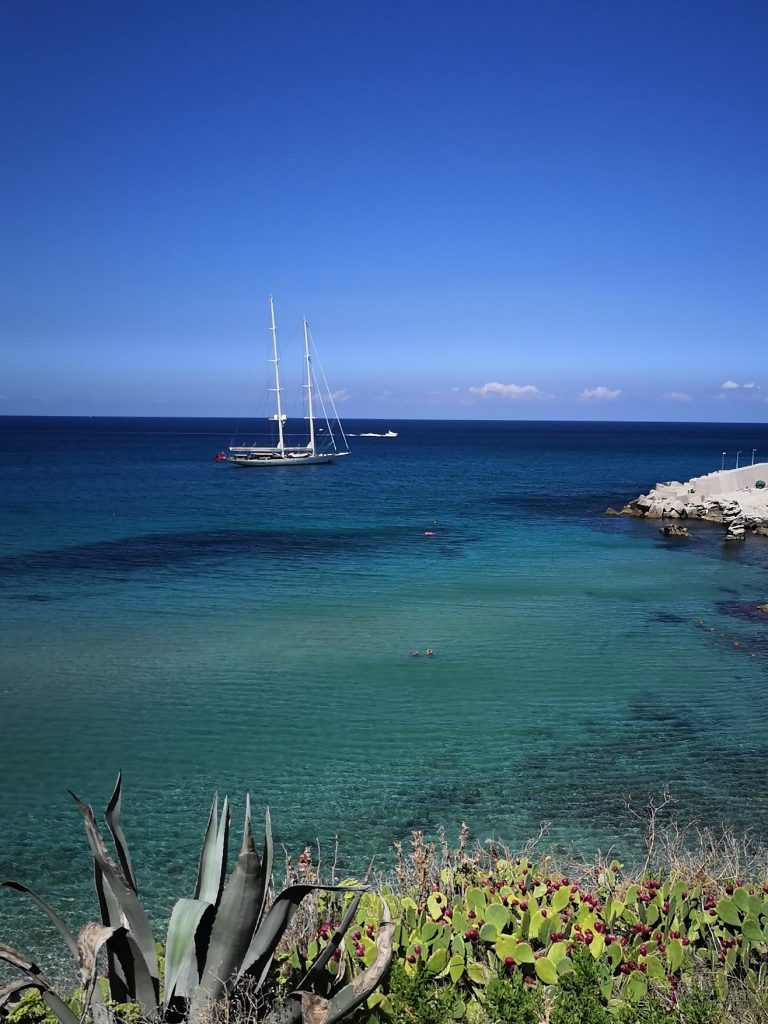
2,782 -> 768,1024
0,777 -> 392,1024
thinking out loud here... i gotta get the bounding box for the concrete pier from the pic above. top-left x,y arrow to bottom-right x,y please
616,462 -> 768,536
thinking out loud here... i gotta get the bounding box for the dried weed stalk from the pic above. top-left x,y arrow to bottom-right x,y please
624,786 -> 768,888
393,822 -> 484,903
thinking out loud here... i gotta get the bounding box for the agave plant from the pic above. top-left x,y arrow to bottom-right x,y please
1,776 -> 393,1024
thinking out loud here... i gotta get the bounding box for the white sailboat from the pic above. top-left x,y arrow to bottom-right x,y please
227,296 -> 350,467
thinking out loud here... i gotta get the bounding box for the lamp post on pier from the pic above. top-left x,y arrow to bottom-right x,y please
753,449 -> 757,465
721,452 -> 726,471
736,451 -> 742,469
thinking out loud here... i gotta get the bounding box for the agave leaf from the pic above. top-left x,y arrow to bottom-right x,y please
0,979 -> 43,1010
41,990 -> 82,1024
93,860 -> 122,930
104,773 -> 137,893
190,796 -> 265,1018
1,881 -> 79,959
320,899 -> 394,1024
194,795 -> 229,907
72,798 -> 158,1012
76,923 -> 124,1021
90,1002 -> 113,1024
257,807 -> 273,924
296,890 -> 364,992
91,855 -> 139,1007
194,795 -> 217,897
296,855 -> 374,996
0,944 -> 52,986
0,972 -> 80,1024
238,884 -> 366,990
164,898 -> 215,1006
69,791 -> 158,996
114,934 -> 159,1013
93,864 -> 130,1004
330,940 -> 348,989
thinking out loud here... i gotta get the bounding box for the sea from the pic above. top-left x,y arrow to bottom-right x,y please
1,416 -> 767,978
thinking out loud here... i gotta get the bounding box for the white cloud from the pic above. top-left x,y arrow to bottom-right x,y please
719,380 -> 761,395
580,386 -> 620,401
469,381 -> 545,400
664,391 -> 692,402
330,388 -> 349,403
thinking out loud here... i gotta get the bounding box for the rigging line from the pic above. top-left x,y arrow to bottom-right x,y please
308,328 -> 350,451
311,352 -> 340,450
308,356 -> 336,449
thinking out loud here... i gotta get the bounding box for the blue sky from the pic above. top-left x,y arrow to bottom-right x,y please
1,0 -> 766,420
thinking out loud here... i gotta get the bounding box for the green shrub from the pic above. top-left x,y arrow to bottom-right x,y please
480,973 -> 543,1024
386,961 -> 464,1024
5,991 -> 60,1024
612,995 -> 670,1024
549,947 -> 608,1024
669,988 -> 725,1024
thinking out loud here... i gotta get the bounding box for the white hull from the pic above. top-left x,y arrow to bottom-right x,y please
229,451 -> 348,467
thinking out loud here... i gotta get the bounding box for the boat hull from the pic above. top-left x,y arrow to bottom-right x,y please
229,452 -> 347,467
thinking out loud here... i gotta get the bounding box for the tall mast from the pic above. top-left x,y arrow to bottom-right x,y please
303,318 -> 316,455
268,294 -> 285,453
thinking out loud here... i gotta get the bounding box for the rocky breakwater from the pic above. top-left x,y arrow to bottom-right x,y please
609,462 -> 768,541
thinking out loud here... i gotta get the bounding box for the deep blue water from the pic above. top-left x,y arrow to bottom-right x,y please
1,416 -> 767,978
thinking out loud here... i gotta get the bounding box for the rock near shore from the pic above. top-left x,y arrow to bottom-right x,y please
660,523 -> 690,538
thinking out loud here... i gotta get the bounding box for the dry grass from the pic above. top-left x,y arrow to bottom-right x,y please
623,785 -> 768,892
277,789 -> 768,929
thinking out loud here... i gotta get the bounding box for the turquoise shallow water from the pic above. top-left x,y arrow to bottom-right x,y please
1,416 -> 767,978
